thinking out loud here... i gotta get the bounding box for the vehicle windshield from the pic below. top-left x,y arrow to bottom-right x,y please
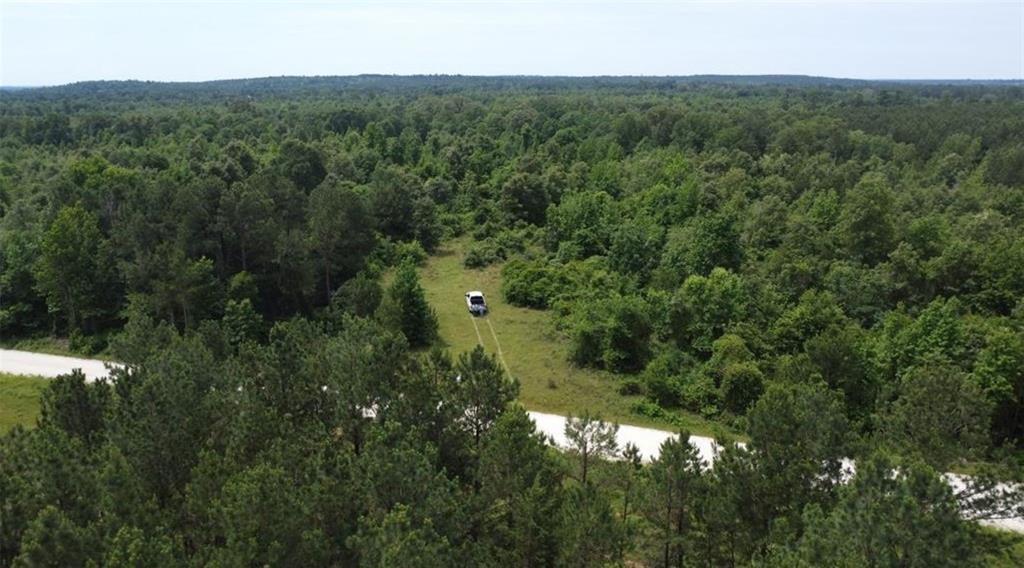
470,296 -> 484,305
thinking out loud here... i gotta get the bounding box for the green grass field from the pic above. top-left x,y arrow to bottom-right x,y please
0,373 -> 46,434
982,528 -> 1024,567
419,239 -> 735,438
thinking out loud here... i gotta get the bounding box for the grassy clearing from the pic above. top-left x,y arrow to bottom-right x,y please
0,373 -> 47,434
982,528 -> 1024,567
419,239 -> 736,439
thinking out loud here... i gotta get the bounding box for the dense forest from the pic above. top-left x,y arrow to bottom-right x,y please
1,76 -> 1024,565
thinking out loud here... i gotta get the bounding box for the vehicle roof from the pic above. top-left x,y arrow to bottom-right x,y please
466,290 -> 484,297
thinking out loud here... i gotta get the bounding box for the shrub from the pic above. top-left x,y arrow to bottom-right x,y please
567,294 -> 652,373
467,239 -> 509,268
677,370 -> 720,417
643,372 -> 679,407
640,348 -> 693,407
464,229 -> 531,269
471,221 -> 499,241
463,243 -> 501,268
719,361 -> 765,414
493,227 -> 529,255
392,241 -> 428,266
368,239 -> 427,270
332,272 -> 382,318
438,212 -> 466,238
69,329 -> 106,355
631,400 -> 669,421
630,400 -> 687,428
502,258 -> 570,309
617,379 -> 644,396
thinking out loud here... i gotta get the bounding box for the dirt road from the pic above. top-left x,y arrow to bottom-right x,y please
0,349 -> 116,381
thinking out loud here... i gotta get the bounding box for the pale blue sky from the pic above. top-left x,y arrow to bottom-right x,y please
1,1 -> 1022,86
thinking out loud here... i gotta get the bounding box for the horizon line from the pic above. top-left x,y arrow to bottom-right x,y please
4,73 -> 1024,90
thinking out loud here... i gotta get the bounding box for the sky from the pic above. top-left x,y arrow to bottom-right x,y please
1,0 -> 1022,86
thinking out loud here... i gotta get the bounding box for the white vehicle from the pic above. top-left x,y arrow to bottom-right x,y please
465,291 -> 487,316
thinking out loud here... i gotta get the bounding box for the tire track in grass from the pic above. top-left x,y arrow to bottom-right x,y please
468,313 -> 509,375
469,314 -> 485,346
484,318 -> 511,376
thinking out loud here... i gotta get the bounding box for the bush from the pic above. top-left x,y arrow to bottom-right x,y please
630,400 -> 688,428
472,221 -> 499,241
502,258 -> 569,309
437,211 -> 466,237
463,230 -> 530,269
640,348 -> 694,407
331,272 -> 382,318
643,372 -> 679,407
617,379 -> 644,396
631,399 -> 667,420
555,241 -> 586,263
567,294 -> 653,373
718,361 -> 764,414
464,241 -> 503,268
369,239 -> 427,270
69,329 -> 106,355
677,370 -> 720,417
493,227 -> 530,255
392,241 -> 428,266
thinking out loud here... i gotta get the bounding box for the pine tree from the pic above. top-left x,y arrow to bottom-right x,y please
452,346 -> 519,453
766,454 -> 981,567
477,409 -> 564,566
564,412 -> 619,485
642,434 -> 708,568
223,298 -> 262,348
377,261 -> 437,347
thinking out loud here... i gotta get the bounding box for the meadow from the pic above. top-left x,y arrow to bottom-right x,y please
417,239 -> 736,438
0,373 -> 46,434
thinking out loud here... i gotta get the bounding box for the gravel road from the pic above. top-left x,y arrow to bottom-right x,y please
0,349 -> 116,381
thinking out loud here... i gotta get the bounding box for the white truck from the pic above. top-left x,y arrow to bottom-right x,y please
465,291 -> 487,316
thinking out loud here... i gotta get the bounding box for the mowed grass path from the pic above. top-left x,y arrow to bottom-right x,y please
419,241 -> 729,436
0,373 -> 46,434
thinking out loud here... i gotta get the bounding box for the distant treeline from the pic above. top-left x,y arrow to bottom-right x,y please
3,74 -> 1022,102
